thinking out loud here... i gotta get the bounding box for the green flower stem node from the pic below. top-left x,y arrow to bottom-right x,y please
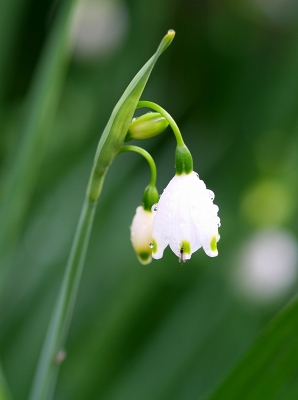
142,184 -> 159,211
175,144 -> 193,175
86,30 -> 175,202
125,112 -> 169,141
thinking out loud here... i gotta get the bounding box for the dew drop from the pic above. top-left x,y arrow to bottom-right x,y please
149,242 -> 154,249
165,237 -> 170,243
151,204 -> 158,213
195,172 -> 200,178
208,190 -> 215,201
180,219 -> 187,228
216,217 -> 221,228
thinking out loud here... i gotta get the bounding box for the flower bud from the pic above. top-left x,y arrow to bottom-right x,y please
125,112 -> 169,141
130,206 -> 154,264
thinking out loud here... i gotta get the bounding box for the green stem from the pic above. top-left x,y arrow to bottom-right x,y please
28,197 -> 98,400
137,101 -> 185,146
118,145 -> 157,187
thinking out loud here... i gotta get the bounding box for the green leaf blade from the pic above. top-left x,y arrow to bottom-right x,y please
0,0 -> 79,274
205,296 -> 298,400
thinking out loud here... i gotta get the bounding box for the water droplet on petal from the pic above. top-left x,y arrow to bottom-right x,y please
151,204 -> 158,213
165,237 -> 170,244
180,219 -> 187,228
216,217 -> 221,227
195,172 -> 200,178
208,190 -> 215,201
149,242 -> 154,249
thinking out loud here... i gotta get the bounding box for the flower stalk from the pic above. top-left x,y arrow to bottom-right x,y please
136,101 -> 193,174
118,145 -> 157,191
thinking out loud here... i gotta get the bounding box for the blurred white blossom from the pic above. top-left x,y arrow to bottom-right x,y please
234,229 -> 298,303
252,0 -> 298,26
70,0 -> 129,60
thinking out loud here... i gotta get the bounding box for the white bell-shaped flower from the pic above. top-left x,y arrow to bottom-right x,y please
151,171 -> 220,261
130,205 -> 154,264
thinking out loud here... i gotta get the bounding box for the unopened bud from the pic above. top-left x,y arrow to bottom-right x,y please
130,206 -> 154,265
125,112 -> 168,141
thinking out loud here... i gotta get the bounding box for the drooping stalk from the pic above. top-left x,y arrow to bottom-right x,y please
137,100 -> 185,146
137,101 -> 193,174
118,145 -> 157,188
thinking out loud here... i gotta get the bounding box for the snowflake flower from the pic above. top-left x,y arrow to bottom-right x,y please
151,171 -> 220,262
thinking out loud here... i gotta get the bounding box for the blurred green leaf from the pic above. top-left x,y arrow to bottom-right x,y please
1,2 -> 298,400
0,363 -> 12,400
205,296 -> 298,400
0,0 -> 79,275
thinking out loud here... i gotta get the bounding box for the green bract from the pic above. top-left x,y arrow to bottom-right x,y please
87,30 -> 175,202
126,112 -> 169,141
175,144 -> 193,175
142,184 -> 159,211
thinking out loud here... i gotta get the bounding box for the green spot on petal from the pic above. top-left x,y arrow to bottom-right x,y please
138,251 -> 152,265
210,236 -> 217,252
152,238 -> 158,254
180,240 -> 191,254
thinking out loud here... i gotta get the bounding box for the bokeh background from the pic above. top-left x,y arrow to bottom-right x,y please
1,0 -> 298,399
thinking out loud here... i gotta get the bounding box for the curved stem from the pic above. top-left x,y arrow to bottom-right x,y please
137,101 -> 184,146
118,145 -> 157,187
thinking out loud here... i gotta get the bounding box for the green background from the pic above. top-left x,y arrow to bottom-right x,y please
1,0 -> 298,399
